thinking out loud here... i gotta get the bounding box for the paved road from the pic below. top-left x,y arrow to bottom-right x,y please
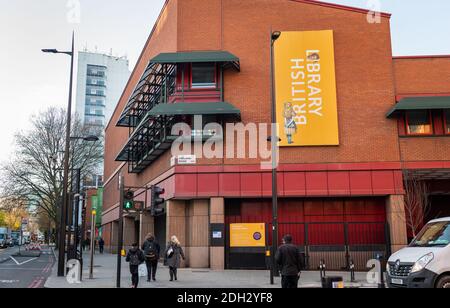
0,246 -> 55,288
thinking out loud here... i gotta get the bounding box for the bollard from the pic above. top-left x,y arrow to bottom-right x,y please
319,259 -> 327,280
376,254 -> 386,289
349,259 -> 356,282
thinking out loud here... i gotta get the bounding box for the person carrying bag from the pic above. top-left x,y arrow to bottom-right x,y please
164,235 -> 185,281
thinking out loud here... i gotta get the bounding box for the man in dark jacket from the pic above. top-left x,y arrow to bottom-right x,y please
142,234 -> 161,282
275,234 -> 302,289
98,238 -> 105,254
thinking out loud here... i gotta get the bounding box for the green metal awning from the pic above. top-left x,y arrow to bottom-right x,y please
386,96 -> 450,118
150,51 -> 240,70
147,102 -> 241,116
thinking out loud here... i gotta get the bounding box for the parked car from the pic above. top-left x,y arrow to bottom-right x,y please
10,231 -> 20,246
0,236 -> 7,248
0,228 -> 9,249
7,238 -> 14,247
387,217 -> 450,288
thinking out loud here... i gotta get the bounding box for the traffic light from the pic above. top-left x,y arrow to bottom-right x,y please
151,186 -> 165,216
123,190 -> 134,211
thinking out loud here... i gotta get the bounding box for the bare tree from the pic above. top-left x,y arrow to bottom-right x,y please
0,107 -> 103,240
403,171 -> 430,238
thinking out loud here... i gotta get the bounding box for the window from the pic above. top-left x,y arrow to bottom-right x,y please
86,98 -> 105,106
85,115 -> 104,126
87,88 -> 105,96
191,63 -> 216,88
406,110 -> 432,135
87,65 -> 106,78
87,78 -> 106,86
445,110 -> 450,134
410,222 -> 450,247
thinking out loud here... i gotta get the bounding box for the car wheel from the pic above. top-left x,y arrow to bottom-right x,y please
436,276 -> 450,289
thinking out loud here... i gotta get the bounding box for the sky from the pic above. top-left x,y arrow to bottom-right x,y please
0,0 -> 449,163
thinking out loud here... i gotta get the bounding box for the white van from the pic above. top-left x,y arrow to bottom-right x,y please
387,217 -> 450,288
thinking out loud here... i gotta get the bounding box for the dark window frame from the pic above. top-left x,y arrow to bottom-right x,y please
405,110 -> 434,136
190,63 -> 218,89
444,110 -> 450,135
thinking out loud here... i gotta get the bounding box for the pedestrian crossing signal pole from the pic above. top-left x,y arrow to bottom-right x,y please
116,174 -> 125,288
89,209 -> 96,279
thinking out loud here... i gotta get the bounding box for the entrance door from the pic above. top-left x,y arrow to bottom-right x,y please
134,220 -> 140,245
225,197 -> 388,271
154,214 -> 167,255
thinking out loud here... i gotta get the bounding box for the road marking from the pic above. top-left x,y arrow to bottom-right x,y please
28,276 -> 46,289
0,267 -> 46,271
0,280 -> 19,284
33,277 -> 45,288
42,263 -> 52,273
9,256 -> 38,266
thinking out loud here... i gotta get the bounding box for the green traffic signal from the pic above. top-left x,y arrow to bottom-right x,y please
124,200 -> 133,210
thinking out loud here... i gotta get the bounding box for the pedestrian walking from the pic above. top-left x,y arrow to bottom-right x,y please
98,237 -> 105,254
142,233 -> 161,282
164,235 -> 185,282
275,234 -> 303,289
126,243 -> 145,288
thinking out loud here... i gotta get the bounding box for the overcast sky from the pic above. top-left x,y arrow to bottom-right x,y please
0,0 -> 449,163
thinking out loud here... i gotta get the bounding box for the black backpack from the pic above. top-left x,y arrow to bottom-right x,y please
145,242 -> 158,261
129,251 -> 142,266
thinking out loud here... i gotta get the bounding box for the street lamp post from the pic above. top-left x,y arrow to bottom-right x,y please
270,30 -> 281,285
42,32 -> 75,277
116,174 -> 125,288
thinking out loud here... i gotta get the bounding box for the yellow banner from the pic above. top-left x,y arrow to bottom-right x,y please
230,223 -> 266,247
274,30 -> 339,146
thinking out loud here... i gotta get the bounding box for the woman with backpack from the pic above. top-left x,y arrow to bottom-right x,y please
126,242 -> 145,288
142,233 -> 161,282
164,235 -> 185,281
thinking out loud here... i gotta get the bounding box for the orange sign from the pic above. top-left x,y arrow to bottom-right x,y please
230,223 -> 266,247
274,30 -> 339,146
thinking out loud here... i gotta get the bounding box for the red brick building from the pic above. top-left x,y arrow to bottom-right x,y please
101,0 -> 450,270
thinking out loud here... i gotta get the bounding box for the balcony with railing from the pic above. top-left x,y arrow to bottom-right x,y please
115,51 -> 241,173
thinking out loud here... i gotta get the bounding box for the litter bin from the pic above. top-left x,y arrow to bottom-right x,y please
322,276 -> 344,289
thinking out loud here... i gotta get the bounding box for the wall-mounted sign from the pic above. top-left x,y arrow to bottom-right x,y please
170,155 -> 197,166
212,231 -> 222,239
230,223 -> 266,248
274,30 -> 339,147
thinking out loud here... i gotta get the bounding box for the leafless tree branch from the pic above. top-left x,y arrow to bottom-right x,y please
0,107 -> 103,228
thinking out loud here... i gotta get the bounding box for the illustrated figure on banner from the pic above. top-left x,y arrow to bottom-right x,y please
283,102 -> 298,145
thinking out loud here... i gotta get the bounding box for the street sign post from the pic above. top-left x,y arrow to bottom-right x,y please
89,209 -> 96,279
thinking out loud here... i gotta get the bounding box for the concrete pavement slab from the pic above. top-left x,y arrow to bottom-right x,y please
45,251 -> 378,288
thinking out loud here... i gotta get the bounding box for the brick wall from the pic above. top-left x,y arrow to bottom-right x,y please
393,56 -> 450,161
103,0 -> 450,215
177,0 -> 399,165
394,57 -> 450,95
103,0 -> 178,212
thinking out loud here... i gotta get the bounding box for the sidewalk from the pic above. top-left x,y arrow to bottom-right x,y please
44,250 -> 378,288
